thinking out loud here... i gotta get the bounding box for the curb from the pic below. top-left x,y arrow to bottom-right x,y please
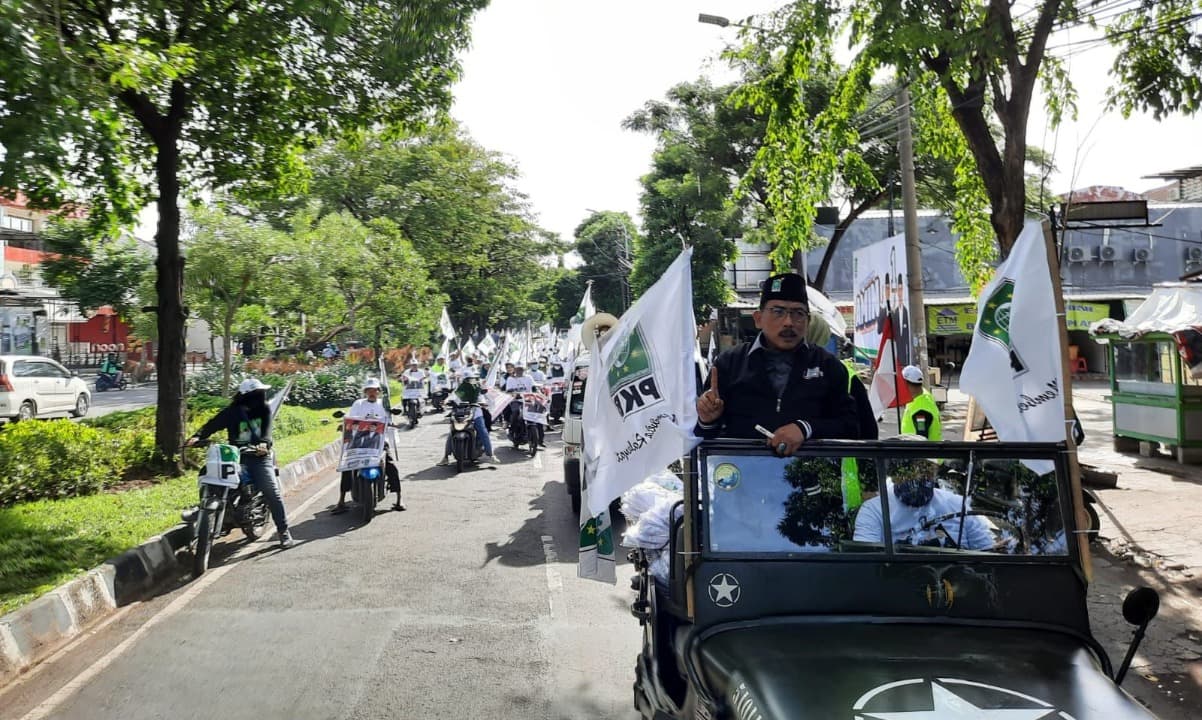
0,440 -> 342,688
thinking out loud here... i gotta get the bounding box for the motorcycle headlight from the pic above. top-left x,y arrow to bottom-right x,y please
361,467 -> 381,480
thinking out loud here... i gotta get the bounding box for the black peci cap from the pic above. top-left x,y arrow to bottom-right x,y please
759,273 -> 809,309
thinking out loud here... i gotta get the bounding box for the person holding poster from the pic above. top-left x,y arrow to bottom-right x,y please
333,378 -> 405,514
696,273 -> 860,454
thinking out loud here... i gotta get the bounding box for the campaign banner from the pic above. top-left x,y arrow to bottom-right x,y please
401,374 -> 426,400
522,389 -> 550,425
852,235 -> 911,366
928,301 -> 1109,335
337,418 -> 386,471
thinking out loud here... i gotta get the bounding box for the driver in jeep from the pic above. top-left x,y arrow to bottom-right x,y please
853,459 -> 995,550
696,272 -> 861,453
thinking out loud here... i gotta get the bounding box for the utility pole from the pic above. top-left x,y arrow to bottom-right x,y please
898,85 -> 930,382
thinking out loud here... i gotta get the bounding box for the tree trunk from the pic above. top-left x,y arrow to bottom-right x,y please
153,133 -> 187,473
222,312 -> 234,397
812,190 -> 890,291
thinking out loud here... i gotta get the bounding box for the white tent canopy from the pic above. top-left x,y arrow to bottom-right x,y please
1091,284 -> 1202,339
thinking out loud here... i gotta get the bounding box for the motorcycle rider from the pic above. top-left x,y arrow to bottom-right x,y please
401,358 -> 427,419
502,362 -> 535,435
185,378 -> 294,548
529,359 -> 547,384
99,352 -> 123,388
333,378 -> 406,514
437,377 -> 500,466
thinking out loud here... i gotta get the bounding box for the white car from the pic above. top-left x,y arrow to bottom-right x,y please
0,355 -> 91,421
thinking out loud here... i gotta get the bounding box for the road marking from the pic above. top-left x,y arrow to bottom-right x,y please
17,472 -> 342,720
541,535 -> 563,617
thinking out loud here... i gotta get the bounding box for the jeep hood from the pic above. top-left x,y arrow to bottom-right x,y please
695,622 -> 1154,719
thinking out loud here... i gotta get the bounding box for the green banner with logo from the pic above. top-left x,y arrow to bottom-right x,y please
927,301 -> 1110,336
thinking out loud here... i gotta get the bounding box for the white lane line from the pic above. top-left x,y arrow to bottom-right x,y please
18,472 -> 342,720
540,535 -> 563,617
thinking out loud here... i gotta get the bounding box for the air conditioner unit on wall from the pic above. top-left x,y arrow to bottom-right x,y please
1187,247 -> 1202,264
1066,246 -> 1087,263
1099,245 -> 1117,262
1133,247 -> 1151,263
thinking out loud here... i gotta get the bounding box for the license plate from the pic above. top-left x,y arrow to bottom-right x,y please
563,444 -> 580,460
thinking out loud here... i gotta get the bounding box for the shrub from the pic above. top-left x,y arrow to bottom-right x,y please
0,421 -> 124,506
185,363 -> 364,409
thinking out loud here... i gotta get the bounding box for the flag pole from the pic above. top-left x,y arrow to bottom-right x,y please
1042,218 -> 1092,583
887,299 -> 902,428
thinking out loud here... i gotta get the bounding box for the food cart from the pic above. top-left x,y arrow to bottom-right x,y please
1091,284 -> 1202,463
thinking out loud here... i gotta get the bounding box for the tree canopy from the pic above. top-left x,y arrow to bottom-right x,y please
0,0 -> 485,466
571,211 -> 638,316
267,128 -> 565,335
730,0 -> 1202,280
38,221 -> 151,318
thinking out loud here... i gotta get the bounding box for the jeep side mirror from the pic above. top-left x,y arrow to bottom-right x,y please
1115,586 -> 1160,685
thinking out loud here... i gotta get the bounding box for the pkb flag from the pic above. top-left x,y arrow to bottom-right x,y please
961,221 -> 1066,446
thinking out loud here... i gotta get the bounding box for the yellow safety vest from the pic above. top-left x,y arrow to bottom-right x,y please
901,390 -> 942,441
840,360 -> 863,511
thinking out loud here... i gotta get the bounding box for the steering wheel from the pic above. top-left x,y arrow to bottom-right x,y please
918,510 -> 1026,552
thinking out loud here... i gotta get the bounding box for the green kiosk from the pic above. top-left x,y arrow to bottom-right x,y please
1092,284 -> 1202,464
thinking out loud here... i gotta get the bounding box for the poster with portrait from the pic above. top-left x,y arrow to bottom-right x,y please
852,234 -> 911,366
521,389 -> 550,425
337,417 -> 386,471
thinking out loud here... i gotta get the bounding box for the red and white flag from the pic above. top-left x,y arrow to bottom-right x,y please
868,312 -> 913,418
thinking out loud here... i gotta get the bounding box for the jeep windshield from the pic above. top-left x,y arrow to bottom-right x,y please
701,441 -> 1071,559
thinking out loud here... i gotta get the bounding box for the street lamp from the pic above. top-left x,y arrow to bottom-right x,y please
697,13 -> 771,32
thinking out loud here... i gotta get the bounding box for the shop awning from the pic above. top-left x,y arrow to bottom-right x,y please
1092,284 -> 1202,339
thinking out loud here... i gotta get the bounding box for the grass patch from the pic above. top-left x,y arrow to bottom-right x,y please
0,405 -> 339,615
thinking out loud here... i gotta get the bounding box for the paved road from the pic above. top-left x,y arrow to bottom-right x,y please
0,414 -> 642,720
86,385 -> 158,417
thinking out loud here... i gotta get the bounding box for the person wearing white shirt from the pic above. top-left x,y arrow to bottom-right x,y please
333,378 -> 405,514
528,361 -> 547,384
853,473 -> 995,551
502,363 -> 533,428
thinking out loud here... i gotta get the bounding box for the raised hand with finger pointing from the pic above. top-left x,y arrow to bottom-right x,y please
696,367 -> 724,424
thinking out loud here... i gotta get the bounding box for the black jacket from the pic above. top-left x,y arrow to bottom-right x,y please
698,338 -> 860,440
194,399 -> 273,446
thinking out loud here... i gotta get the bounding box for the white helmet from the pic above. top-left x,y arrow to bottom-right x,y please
362,377 -> 382,390
237,377 -> 270,394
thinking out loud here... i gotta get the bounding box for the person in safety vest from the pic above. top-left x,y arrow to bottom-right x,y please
900,364 -> 942,440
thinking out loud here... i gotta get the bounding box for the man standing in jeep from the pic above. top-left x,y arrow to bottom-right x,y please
696,273 -> 861,454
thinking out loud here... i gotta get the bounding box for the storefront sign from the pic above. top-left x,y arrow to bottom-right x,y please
927,301 -> 1110,335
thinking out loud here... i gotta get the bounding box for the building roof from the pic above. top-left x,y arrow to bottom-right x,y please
1142,165 -> 1202,181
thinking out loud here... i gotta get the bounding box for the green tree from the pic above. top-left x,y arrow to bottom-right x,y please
625,80 -> 761,320
38,221 -> 151,318
281,211 -> 441,354
732,0 -> 1202,278
572,211 -> 637,316
269,128 -> 564,335
0,1 -> 485,468
184,208 -> 292,396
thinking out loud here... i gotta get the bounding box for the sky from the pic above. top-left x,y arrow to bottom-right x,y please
450,1 -> 1202,245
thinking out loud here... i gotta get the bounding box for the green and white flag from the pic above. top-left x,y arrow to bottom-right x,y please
478,333 -> 496,357
577,461 -> 616,583
961,221 -> 1066,448
565,283 -> 595,352
463,337 -> 477,358
582,248 -> 700,516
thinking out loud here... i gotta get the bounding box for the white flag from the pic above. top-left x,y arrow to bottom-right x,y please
439,307 -> 457,340
478,333 -> 496,357
961,222 -> 1066,446
566,284 -> 596,349
577,461 -> 616,584
463,337 -> 477,358
484,335 -> 508,389
582,249 -> 700,516
439,337 -> 450,361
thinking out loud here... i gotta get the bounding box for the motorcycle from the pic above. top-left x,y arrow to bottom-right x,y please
401,376 -> 425,428
507,390 -> 547,458
95,371 -> 128,392
447,399 -> 486,472
429,371 -> 451,412
547,377 -> 567,424
182,441 -> 274,577
334,409 -> 402,524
